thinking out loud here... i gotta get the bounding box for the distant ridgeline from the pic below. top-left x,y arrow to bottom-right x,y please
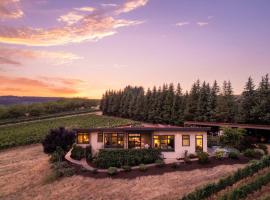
101,74 -> 270,125
0,97 -> 100,121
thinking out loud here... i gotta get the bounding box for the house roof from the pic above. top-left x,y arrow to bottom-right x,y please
74,126 -> 210,133
184,121 -> 270,131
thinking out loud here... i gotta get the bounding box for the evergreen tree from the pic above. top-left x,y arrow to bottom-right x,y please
196,81 -> 211,121
216,81 -> 236,122
253,74 -> 270,124
208,80 -> 219,121
184,80 -> 200,121
171,83 -> 184,125
162,83 -> 175,123
239,76 -> 256,123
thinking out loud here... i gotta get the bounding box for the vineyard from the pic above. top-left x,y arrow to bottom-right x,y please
0,114 -> 136,150
181,155 -> 270,200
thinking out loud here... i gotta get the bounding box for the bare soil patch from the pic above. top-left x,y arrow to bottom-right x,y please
0,145 -> 249,200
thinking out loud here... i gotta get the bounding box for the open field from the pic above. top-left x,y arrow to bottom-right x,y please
0,144 -> 249,200
0,114 -> 135,150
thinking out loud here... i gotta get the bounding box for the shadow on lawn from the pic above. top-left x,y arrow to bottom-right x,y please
72,156 -> 251,180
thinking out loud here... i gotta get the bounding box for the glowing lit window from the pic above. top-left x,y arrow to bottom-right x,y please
182,135 -> 190,146
77,133 -> 89,144
195,135 -> 203,151
104,133 -> 124,148
128,134 -> 141,149
153,135 -> 174,151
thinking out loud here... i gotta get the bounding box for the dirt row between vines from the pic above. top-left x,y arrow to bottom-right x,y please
208,167 -> 270,200
0,144 -> 249,200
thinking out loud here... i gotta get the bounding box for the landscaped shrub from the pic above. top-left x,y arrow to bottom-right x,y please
254,148 -> 265,157
50,161 -> 75,180
49,147 -> 66,163
107,167 -> 118,176
122,165 -> 132,172
215,150 -> 225,160
71,145 -> 85,160
85,145 -> 92,161
197,152 -> 209,164
243,148 -> 257,158
220,171 -> 270,200
139,164 -> 147,172
155,159 -> 165,167
94,148 -> 161,169
42,127 -> 75,154
258,144 -> 268,155
237,136 -> 257,151
228,152 -> 239,159
171,162 -> 180,169
181,155 -> 270,200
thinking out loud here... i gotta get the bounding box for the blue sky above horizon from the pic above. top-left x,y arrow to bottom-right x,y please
0,0 -> 269,98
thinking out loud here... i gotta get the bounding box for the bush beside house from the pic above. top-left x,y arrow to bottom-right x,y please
42,127 -> 75,154
94,148 -> 161,169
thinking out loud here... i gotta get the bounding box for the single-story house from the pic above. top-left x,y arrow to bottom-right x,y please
74,125 -> 210,159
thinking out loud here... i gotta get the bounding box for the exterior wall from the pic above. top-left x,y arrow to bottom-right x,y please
90,132 -> 103,155
77,131 -> 208,159
153,131 -> 207,159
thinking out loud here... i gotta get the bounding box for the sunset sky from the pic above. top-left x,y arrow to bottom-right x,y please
0,0 -> 269,98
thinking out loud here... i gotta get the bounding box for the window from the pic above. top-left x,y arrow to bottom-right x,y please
182,135 -> 190,146
153,135 -> 174,151
104,133 -> 124,148
77,133 -> 89,144
195,135 -> 203,151
97,132 -> 103,143
128,134 -> 141,149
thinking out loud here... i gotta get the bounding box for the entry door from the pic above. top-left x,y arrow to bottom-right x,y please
195,135 -> 203,151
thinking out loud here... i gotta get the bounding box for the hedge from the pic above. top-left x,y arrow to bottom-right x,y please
94,148 -> 161,169
181,155 -> 270,200
70,145 -> 92,161
220,171 -> 270,200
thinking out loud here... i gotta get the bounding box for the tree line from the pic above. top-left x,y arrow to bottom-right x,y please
0,98 -> 99,120
100,74 -> 270,125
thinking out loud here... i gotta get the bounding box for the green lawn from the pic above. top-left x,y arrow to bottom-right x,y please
0,114 -> 136,150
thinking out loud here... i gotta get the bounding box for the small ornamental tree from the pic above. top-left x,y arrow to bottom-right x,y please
220,128 -> 245,148
42,127 -> 75,154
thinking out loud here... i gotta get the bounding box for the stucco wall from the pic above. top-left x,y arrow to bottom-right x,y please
78,131 -> 208,159
153,131 -> 207,159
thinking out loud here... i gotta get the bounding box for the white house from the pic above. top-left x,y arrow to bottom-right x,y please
74,125 -> 209,159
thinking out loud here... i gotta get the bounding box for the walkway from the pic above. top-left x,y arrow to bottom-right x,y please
65,148 -> 199,173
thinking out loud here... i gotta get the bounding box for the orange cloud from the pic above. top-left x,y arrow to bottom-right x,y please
0,47 -> 82,66
0,0 -> 149,46
0,75 -> 83,97
0,0 -> 23,20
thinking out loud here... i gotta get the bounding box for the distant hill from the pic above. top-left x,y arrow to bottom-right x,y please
0,96 -> 63,105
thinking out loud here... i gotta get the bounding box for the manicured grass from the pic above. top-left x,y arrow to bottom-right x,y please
0,114 -> 136,150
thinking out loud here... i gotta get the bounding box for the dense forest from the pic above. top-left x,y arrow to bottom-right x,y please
101,74 -> 270,125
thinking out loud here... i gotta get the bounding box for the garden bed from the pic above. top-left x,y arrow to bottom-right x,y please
69,156 -> 251,179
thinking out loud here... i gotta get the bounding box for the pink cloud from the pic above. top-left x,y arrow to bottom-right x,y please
0,0 -> 149,46
0,0 -> 23,20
